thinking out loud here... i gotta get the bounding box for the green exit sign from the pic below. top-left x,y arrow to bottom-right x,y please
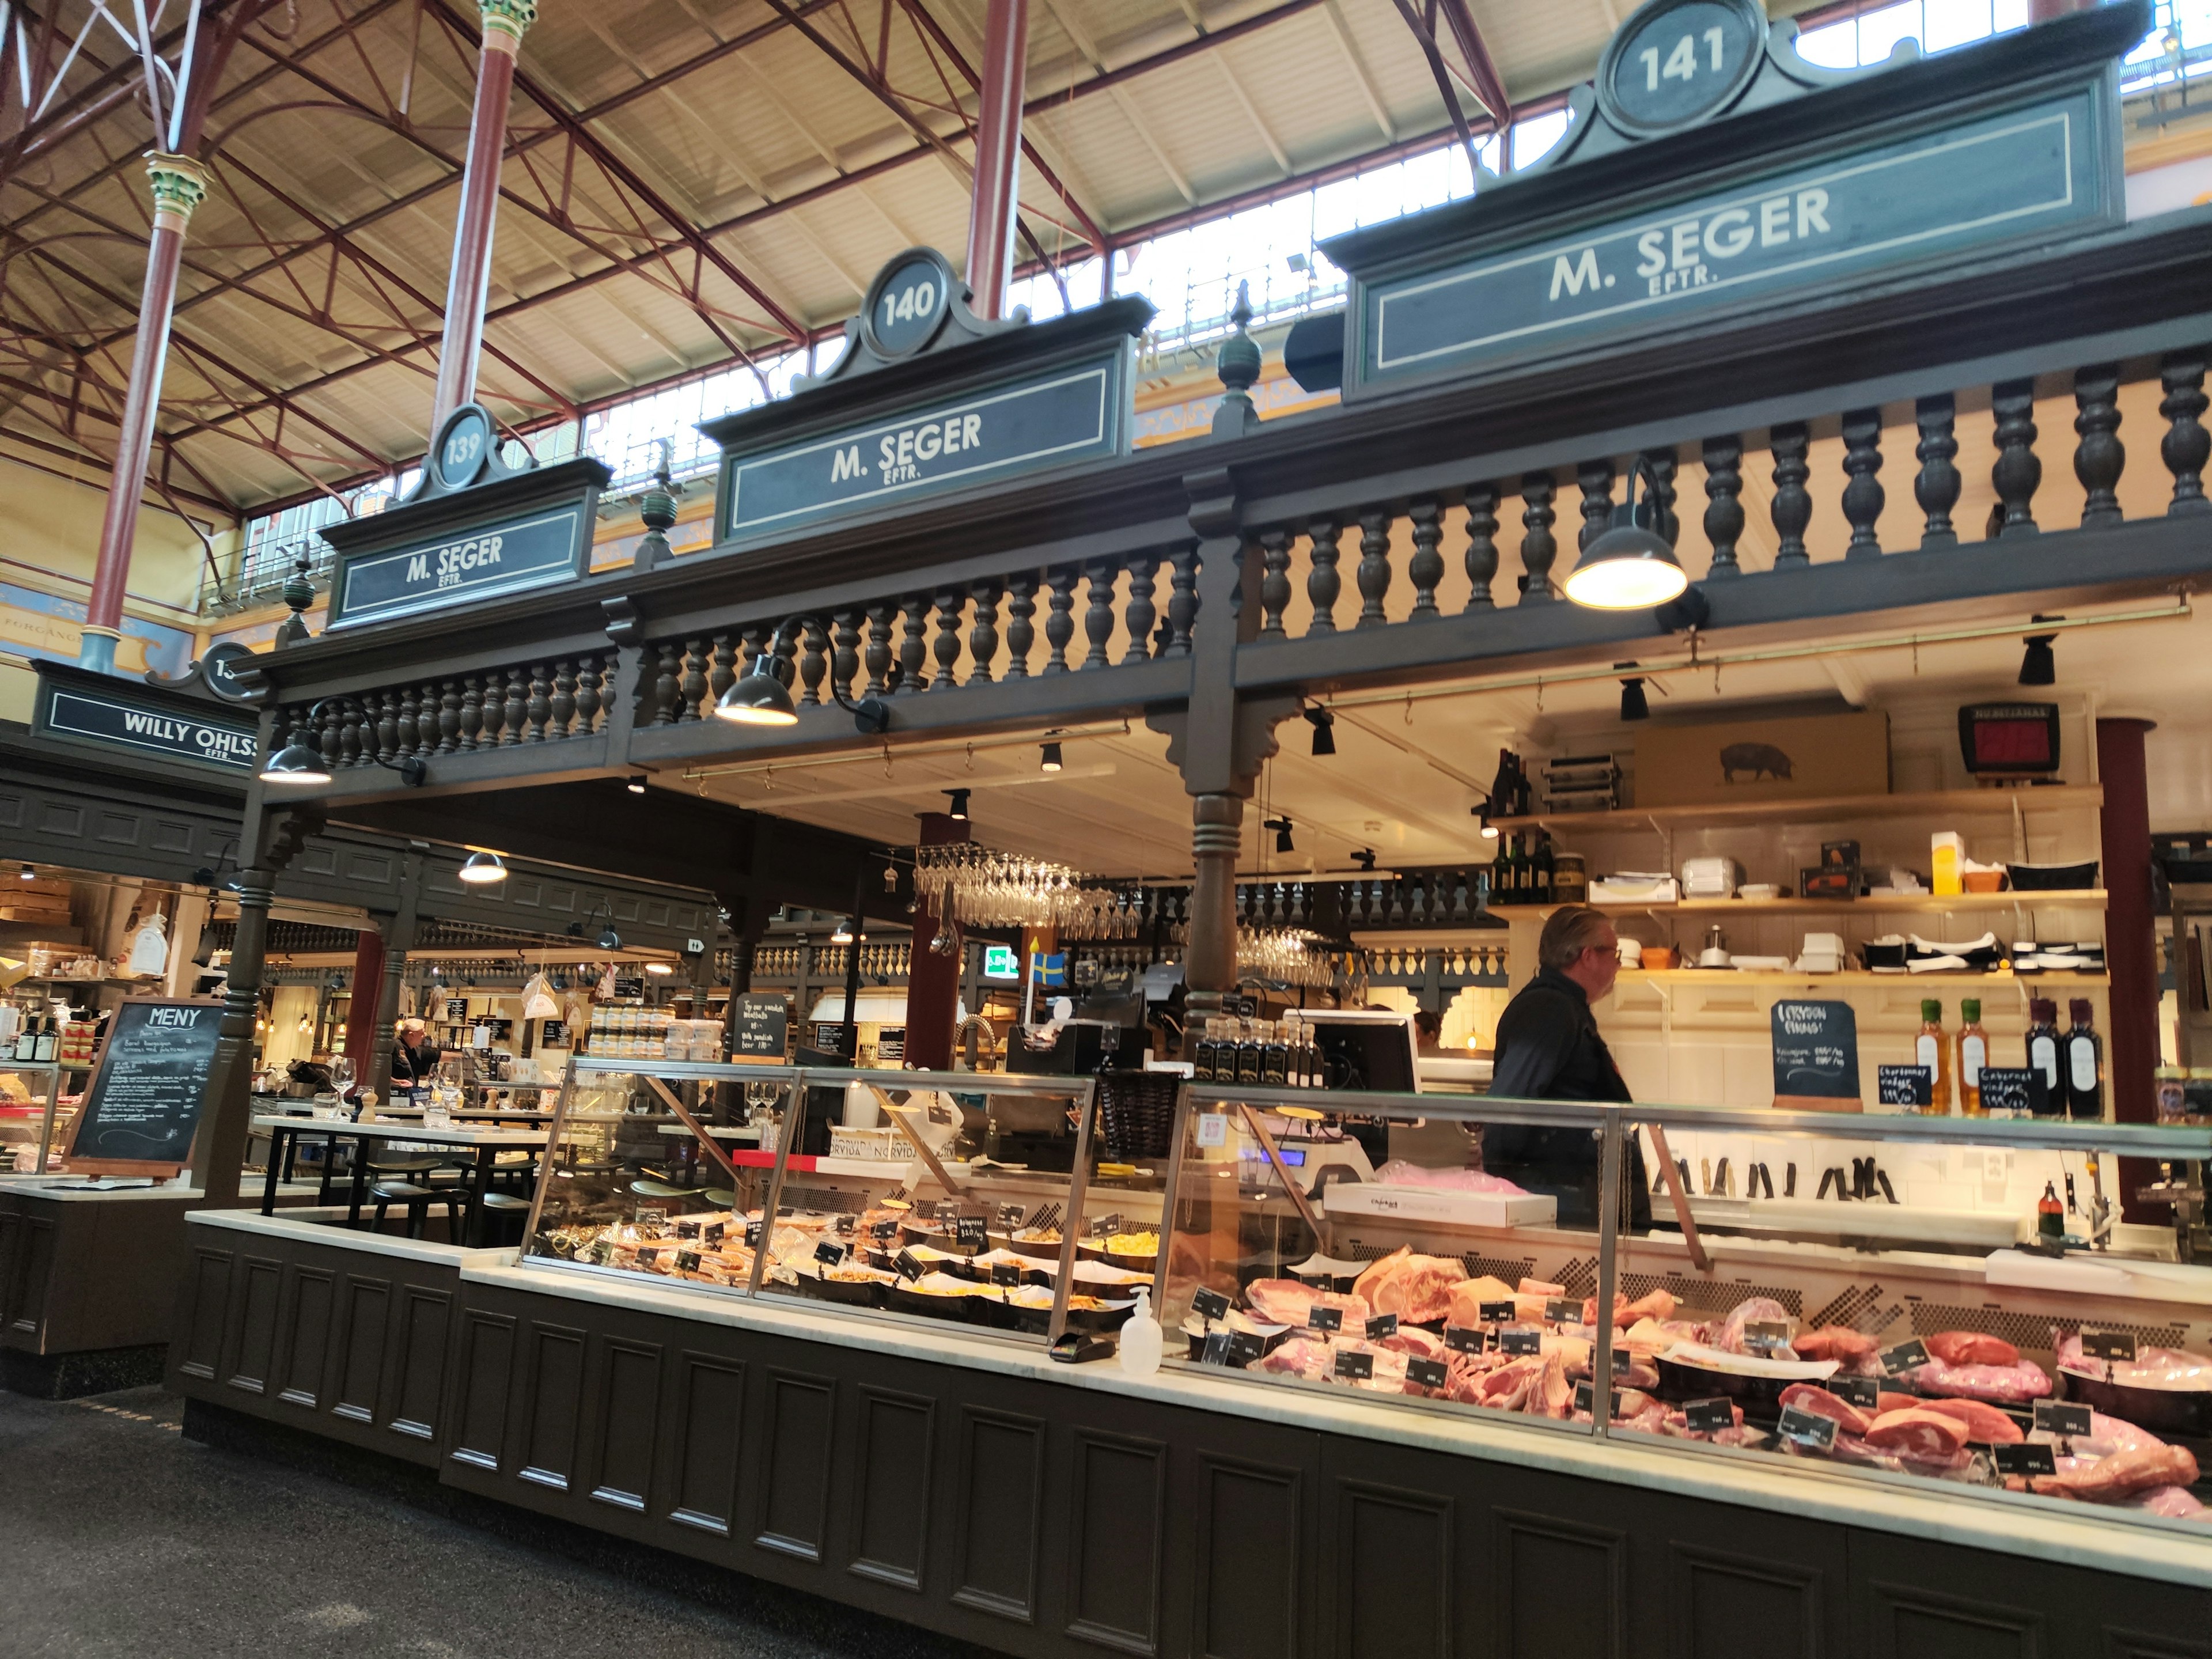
982,945 -> 1020,980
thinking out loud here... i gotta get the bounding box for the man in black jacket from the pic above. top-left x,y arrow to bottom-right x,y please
1484,905 -> 1650,1230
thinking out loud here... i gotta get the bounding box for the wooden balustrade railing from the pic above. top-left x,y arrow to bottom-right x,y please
279,649 -> 621,769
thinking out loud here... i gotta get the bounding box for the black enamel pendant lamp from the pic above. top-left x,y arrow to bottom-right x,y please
1564,456 -> 1689,610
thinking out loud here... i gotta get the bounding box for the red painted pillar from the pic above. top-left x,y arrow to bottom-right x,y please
79,153 -> 209,672
344,926 -> 385,1089
964,0 -> 1029,320
430,0 -> 536,431
2097,718 -> 2161,1217
904,812 -> 973,1070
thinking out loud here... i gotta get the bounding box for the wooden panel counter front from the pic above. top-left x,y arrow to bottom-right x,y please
170,1211 -> 2212,1659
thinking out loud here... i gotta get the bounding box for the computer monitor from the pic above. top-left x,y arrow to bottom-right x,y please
1301,1009 -> 1419,1094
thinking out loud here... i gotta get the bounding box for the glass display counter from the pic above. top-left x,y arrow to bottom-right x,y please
1156,1084 -> 2212,1537
520,1058 -> 1170,1343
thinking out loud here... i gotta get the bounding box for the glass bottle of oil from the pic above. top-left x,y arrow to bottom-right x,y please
1916,998 -> 1953,1115
1957,998 -> 1989,1117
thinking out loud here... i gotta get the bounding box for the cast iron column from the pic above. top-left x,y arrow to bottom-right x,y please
430,0 -> 537,431
2097,718 -> 2161,1217
79,153 -> 209,672
963,0 -> 1028,319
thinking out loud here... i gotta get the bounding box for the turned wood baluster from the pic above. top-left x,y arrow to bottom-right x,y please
1408,499 -> 1445,617
1306,517 -> 1342,633
1044,567 -> 1078,673
476,677 -> 504,747
1464,484 -> 1499,611
831,612 -> 862,703
1990,378 -> 2040,537
550,662 -> 575,739
1165,548 -> 1199,657
676,641 -> 705,724
1355,510 -> 1392,626
1123,553 -> 1158,665
523,664 -> 551,740
2073,363 -> 2124,530
394,686 -> 419,757
1768,423 -> 1812,567
1840,410 -> 1885,559
864,605 -> 896,694
2160,350 -> 2210,516
1003,578 -> 1036,679
650,641 -> 680,724
892,603 -> 927,692
574,659 -> 601,736
1914,394 -> 1961,550
321,700 -> 343,770
798,619 -> 828,705
1577,459 -> 1615,552
700,635 -> 732,711
1640,448 -> 1680,546
1082,562 -> 1116,669
967,583 -> 1002,683
931,591 -> 964,688
1518,472 -> 1558,602
376,691 -> 399,764
772,625 -> 800,707
455,680 -> 480,751
1701,437 -> 1744,577
503,668 -> 528,745
1257,529 -> 1292,638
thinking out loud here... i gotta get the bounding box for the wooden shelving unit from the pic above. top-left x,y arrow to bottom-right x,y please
1618,967 -> 2108,987
1554,888 -> 2105,916
1491,783 -> 2103,834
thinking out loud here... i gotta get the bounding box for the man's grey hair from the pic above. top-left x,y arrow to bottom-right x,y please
1537,904 -> 1615,971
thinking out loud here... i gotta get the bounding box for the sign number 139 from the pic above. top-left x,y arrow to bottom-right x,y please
1641,27 -> 1724,88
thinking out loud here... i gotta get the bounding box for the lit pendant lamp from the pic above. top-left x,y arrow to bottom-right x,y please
457,850 -> 508,884
715,615 -> 890,734
259,695 -> 426,787
1564,457 -> 1689,611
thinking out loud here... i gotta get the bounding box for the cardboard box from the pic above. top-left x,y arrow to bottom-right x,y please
1634,710 -> 1890,808
1321,1180 -> 1559,1230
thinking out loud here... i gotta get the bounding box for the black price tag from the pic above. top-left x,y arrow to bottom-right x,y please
1093,1213 -> 1126,1237
673,1216 -> 703,1239
1445,1326 -> 1487,1355
1544,1297 -> 1582,1325
1683,1397 -> 1735,1434
934,1199 -> 959,1223
815,1240 -> 847,1266
2081,1329 -> 2138,1362
954,1215 -> 987,1248
744,1219 -> 764,1248
1366,1313 -> 1399,1340
1407,1357 -> 1449,1390
1611,1349 -> 1633,1375
1192,1286 -> 1232,1323
1308,1304 -> 1343,1334
589,1240 -> 613,1265
635,1245 -> 660,1267
1777,1404 -> 1839,1452
675,1249 -> 702,1273
992,1260 -> 1022,1286
997,1203 -> 1024,1229
1992,1442 -> 2058,1478
1877,1065 -> 1934,1109
1830,1375 -> 1881,1409
1499,1328 -> 1541,1357
1334,1349 -> 1374,1381
1200,1330 -> 1234,1366
1573,1382 -> 1624,1416
1878,1338 -> 1930,1376
835,1213 -> 857,1236
703,1222 -> 726,1245
1744,1319 -> 1794,1353
871,1219 -> 899,1240
1227,1331 -> 1266,1366
1479,1300 -> 1517,1323
2032,1402 -> 2092,1438
895,1249 -> 922,1281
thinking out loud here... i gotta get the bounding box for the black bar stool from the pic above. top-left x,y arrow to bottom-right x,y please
369,1181 -> 467,1241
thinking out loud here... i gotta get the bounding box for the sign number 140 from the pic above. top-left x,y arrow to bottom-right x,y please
882,279 -> 937,328
1641,27 -> 1725,89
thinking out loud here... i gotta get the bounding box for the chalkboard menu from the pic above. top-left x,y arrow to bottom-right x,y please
65,998 -> 222,1174
1771,1000 -> 1861,1111
733,993 -> 790,1060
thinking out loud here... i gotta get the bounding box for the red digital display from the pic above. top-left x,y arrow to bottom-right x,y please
1973,718 -> 2055,767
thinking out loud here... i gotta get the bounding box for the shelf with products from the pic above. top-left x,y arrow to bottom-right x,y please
1616,967 -> 2110,988
1501,889 -> 2108,917
1491,785 -> 2106,835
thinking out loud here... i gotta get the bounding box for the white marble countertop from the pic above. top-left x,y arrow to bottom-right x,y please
188,1206 -> 509,1267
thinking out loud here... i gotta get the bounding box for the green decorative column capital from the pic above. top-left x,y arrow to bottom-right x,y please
143,151 -> 209,226
478,0 -> 538,45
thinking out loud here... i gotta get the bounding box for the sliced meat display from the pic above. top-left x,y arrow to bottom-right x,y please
1243,1280 -> 1372,1330
1777,1383 -> 1872,1437
1794,1327 -> 1880,1369
1913,1396 -> 2022,1445
1926,1331 -> 2021,1368
1863,1408 -> 1971,1459
1352,1247 -> 1467,1325
2054,1333 -> 2212,1392
1902,1355 -> 2052,1404
1877,1391 -> 1922,1418
1715,1297 -> 1797,1358
2032,1444 -> 2202,1504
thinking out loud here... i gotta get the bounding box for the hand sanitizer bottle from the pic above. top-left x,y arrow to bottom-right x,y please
1118,1287 -> 1162,1377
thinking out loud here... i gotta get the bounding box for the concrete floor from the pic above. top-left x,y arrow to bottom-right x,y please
0,1385 -> 990,1659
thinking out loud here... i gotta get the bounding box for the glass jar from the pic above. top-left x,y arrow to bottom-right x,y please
2154,1066 -> 2187,1124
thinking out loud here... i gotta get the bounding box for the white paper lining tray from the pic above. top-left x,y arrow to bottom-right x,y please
1682,1194 -> 2021,1248
1321,1181 -> 1558,1229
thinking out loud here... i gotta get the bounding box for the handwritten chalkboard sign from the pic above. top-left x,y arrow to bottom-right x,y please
66,998 -> 223,1175
1877,1065 -> 1933,1109
1976,1066 -> 2046,1118
1771,1000 -> 1862,1111
733,993 -> 790,1061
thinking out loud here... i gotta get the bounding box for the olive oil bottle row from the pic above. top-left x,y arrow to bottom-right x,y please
1192,1017 -> 1326,1088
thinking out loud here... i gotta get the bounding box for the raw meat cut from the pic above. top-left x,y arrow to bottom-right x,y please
1927,1331 -> 2019,1367
1530,1349 -> 1574,1418
2029,1410 -> 2164,1458
2128,1486 -> 2209,1521
1794,1327 -> 1880,1370
1519,1277 -> 1565,1296
2031,1444 -> 2200,1503
1715,1297 -> 1797,1358
1353,1247 -> 1467,1324
1243,1279 -> 1370,1330
1257,1338 -> 1332,1381
1442,1275 -> 1517,1328
1913,1396 -> 2022,1445
1778,1384 -> 1873,1437
1379,1325 -> 1445,1359
2054,1333 -> 2212,1391
1580,1287 -> 1681,1328
1902,1355 -> 2051,1404
1864,1408 -> 1971,1459
1369,1160 -> 1527,1194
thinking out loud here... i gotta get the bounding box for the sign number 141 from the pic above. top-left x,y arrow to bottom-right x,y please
1641,27 -> 1725,89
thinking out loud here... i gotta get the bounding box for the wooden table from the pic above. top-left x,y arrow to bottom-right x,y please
255,1116 -> 551,1245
